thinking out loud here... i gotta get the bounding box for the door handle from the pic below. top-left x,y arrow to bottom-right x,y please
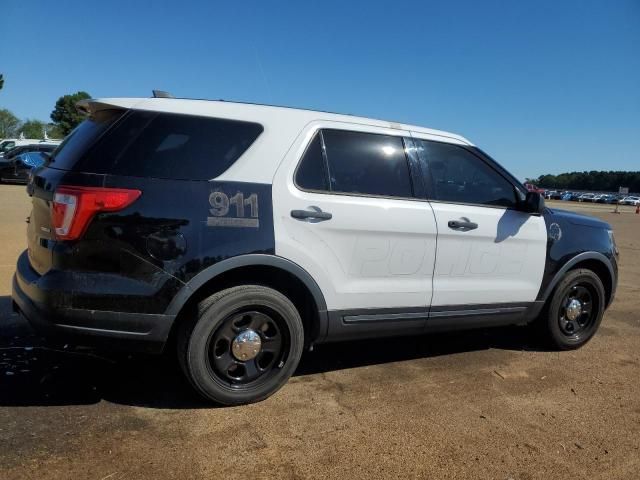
448,220 -> 478,231
291,207 -> 332,222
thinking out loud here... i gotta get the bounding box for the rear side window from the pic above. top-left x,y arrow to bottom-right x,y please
54,110 -> 263,180
295,133 -> 328,191
295,129 -> 413,198
416,140 -> 517,208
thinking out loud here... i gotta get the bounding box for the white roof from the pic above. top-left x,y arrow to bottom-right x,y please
79,97 -> 474,183
82,97 -> 471,143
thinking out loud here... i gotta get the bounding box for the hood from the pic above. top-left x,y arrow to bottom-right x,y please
545,207 -> 610,230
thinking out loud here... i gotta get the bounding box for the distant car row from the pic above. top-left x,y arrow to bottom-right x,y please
543,190 -> 640,206
0,139 -> 61,184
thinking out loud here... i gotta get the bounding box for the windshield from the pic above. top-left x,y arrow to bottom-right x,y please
0,141 -> 16,153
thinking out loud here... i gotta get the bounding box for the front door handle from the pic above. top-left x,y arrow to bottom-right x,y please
291,207 -> 332,222
448,220 -> 478,231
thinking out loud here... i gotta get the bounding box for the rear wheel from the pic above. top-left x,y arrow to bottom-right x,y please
177,285 -> 304,405
541,269 -> 605,350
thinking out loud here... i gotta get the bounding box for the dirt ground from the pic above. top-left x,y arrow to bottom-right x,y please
0,185 -> 638,479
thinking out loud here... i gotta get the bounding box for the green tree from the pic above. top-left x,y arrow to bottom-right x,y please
0,108 -> 20,138
46,123 -> 65,139
50,91 -> 91,135
532,171 -> 640,193
20,119 -> 47,139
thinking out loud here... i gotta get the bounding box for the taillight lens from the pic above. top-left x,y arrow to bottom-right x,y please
51,186 -> 142,240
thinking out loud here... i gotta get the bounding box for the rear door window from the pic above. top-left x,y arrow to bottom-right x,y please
324,130 -> 412,198
296,129 -> 413,198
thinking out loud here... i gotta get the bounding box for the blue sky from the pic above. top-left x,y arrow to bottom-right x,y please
1,0 -> 638,180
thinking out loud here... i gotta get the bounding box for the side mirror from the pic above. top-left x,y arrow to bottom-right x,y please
521,191 -> 545,214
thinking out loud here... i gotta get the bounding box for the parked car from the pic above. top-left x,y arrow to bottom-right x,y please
3,142 -> 59,161
596,194 -> 617,204
0,151 -> 49,184
561,192 -> 579,201
578,193 -> 595,202
619,196 -> 640,206
12,95 -> 619,405
545,190 -> 562,200
0,138 -> 57,157
0,143 -> 57,184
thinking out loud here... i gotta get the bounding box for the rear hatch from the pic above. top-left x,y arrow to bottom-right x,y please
26,100 -> 263,277
28,109 -> 124,275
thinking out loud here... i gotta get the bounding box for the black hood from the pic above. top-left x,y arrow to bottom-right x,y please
544,207 -> 610,230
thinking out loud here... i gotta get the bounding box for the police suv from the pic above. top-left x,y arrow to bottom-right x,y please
12,95 -> 618,404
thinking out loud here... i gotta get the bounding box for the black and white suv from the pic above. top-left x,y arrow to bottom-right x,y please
12,95 -> 618,404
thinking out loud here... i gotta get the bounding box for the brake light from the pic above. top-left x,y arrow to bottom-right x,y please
51,186 -> 141,240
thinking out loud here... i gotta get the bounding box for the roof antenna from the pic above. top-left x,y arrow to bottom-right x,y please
152,90 -> 173,98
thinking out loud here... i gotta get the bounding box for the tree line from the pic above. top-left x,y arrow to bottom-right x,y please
1,73 -> 90,139
527,171 -> 640,193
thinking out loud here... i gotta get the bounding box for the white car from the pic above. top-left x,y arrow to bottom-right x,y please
619,196 -> 640,206
578,193 -> 595,202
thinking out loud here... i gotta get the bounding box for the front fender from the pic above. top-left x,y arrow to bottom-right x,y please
537,251 -> 616,304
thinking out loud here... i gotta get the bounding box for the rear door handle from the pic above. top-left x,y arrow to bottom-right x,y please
291,207 -> 332,222
448,220 -> 478,231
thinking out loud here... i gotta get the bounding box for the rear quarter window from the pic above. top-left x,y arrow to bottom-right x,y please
50,109 -> 124,170
73,111 -> 263,180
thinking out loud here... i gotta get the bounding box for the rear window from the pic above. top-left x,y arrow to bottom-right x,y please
51,110 -> 263,180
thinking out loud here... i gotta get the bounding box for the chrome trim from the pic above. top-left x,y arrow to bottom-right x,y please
343,312 -> 427,323
429,306 -> 527,318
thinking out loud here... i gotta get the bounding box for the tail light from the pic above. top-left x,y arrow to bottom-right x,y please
51,186 -> 142,240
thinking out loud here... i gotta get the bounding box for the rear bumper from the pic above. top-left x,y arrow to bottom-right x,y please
12,251 -> 175,353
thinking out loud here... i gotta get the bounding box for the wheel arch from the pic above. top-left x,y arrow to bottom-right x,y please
540,252 -> 615,307
165,254 -> 329,347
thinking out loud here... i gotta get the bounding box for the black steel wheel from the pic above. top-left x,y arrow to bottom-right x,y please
206,309 -> 287,388
542,269 -> 605,350
557,284 -> 597,339
178,285 -> 304,405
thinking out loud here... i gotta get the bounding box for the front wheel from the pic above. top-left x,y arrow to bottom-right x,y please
541,269 -> 605,350
177,285 -> 304,405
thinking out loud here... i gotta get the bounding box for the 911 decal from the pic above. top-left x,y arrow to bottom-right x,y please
207,191 -> 260,228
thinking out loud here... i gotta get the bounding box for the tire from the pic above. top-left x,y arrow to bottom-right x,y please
540,269 -> 605,350
177,285 -> 304,405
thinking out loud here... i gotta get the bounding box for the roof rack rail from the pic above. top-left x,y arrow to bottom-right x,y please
152,90 -> 173,98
